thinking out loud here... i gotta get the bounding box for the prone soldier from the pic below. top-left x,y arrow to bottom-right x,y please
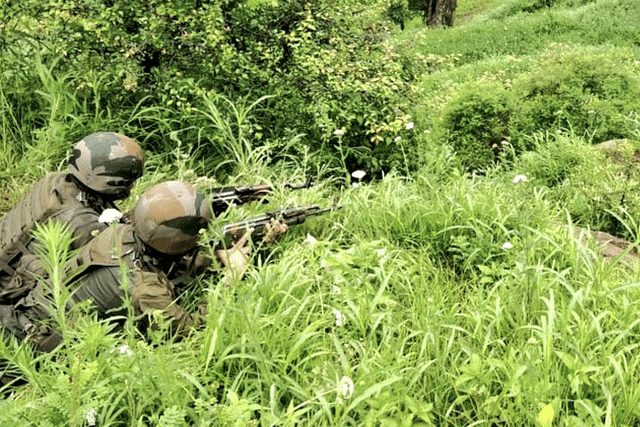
0,180 -> 287,356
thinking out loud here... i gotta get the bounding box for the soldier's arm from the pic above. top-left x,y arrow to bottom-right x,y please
130,270 -> 203,337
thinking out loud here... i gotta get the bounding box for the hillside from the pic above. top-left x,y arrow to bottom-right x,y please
1,0 -> 640,426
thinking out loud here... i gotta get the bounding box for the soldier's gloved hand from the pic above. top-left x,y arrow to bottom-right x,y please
98,208 -> 123,224
216,230 -> 252,285
263,219 -> 289,244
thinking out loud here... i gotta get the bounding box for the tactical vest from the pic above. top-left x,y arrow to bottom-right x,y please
0,225 -> 142,354
0,172 -> 111,279
0,173 -> 76,277
66,225 -> 171,319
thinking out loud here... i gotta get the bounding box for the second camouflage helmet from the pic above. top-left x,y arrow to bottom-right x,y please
68,132 -> 145,195
131,181 -> 212,255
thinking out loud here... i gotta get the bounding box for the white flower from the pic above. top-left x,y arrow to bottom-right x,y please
338,376 -> 355,400
352,182 -> 360,188
333,129 -> 344,136
351,170 -> 366,180
405,122 -> 414,130
331,286 -> 341,296
512,174 -> 528,183
394,136 -> 401,142
118,344 -> 133,356
86,408 -> 97,427
304,233 -> 318,244
98,208 -> 123,224
332,309 -> 344,327
502,242 -> 513,250
556,129 -> 563,134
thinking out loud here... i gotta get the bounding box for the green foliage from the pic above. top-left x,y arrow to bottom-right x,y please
438,80 -> 512,171
429,44 -> 640,171
412,0 -> 640,64
4,0 -> 640,426
511,44 -> 640,146
1,0 -> 419,177
516,133 -> 640,239
385,0 -> 412,29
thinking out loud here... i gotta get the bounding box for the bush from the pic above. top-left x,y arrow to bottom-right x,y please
511,45 -> 640,147
437,80 -> 513,172
432,44 -> 640,171
1,0 -> 419,178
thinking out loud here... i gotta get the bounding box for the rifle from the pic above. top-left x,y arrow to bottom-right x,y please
210,178 -> 314,215
214,204 -> 340,249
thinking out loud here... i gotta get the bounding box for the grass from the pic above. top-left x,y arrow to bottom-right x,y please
1,0 -> 640,426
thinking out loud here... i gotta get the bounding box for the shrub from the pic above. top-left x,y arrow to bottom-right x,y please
1,0 -> 419,177
511,45 -> 640,148
437,80 -> 513,172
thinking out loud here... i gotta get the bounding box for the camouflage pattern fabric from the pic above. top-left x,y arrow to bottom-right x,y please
0,172 -> 112,283
69,224 -> 199,336
131,181 -> 212,255
68,132 -> 144,195
0,223 -> 201,355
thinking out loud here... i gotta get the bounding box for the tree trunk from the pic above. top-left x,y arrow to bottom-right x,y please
426,0 -> 456,27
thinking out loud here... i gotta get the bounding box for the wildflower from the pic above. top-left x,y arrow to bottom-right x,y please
305,233 -> 318,244
333,129 -> 344,136
556,129 -> 563,134
512,174 -> 528,183
351,170 -> 366,180
394,136 -> 401,142
118,344 -> 133,357
538,403 -> 555,427
332,309 -> 344,327
588,110 -> 595,115
331,286 -> 341,296
86,408 -> 97,427
98,208 -> 123,224
338,376 -> 355,400
501,242 -> 513,250
405,122 -> 414,130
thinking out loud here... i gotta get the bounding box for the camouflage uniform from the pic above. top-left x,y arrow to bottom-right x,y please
0,181 -> 211,353
0,132 -> 144,290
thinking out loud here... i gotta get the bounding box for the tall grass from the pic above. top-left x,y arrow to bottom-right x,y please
1,0 -> 640,425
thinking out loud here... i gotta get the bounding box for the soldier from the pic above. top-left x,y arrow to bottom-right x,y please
0,180 -> 283,358
0,132 -> 145,291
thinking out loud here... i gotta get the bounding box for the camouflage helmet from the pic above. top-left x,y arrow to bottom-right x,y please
131,181 -> 212,255
68,132 -> 145,196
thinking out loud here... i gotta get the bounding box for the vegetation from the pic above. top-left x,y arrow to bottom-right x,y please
2,0 -> 640,426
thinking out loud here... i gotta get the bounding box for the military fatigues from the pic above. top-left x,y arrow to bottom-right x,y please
0,223 -> 200,355
68,224 -> 198,335
0,132 -> 145,291
0,181 -> 210,356
0,171 -> 118,290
